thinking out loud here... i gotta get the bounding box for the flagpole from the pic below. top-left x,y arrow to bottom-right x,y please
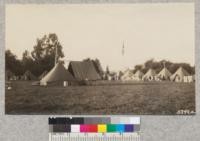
122,41 -> 124,56
121,41 -> 125,71
54,40 -> 58,66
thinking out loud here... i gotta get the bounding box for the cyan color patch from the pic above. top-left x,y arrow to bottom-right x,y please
116,124 -> 125,133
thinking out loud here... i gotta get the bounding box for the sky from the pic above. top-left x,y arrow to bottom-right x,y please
6,3 -> 194,71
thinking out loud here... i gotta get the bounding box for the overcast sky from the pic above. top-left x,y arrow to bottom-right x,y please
6,3 -> 194,71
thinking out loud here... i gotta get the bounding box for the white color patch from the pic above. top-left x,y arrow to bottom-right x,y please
71,125 -> 80,133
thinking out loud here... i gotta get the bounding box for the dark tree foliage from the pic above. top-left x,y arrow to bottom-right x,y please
21,50 -> 34,73
5,50 -> 23,75
6,33 -> 65,77
31,33 -> 64,76
106,66 -> 110,74
133,65 -> 143,73
31,34 -> 64,61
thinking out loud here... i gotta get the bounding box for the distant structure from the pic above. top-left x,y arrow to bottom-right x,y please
121,69 -> 134,81
133,70 -> 144,81
183,75 -> 195,83
106,71 -> 118,81
142,68 -> 157,81
116,71 -> 123,80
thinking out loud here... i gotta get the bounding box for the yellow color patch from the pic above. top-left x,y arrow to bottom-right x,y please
98,124 -> 107,133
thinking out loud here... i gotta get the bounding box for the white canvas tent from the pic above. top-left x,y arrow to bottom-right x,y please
170,67 -> 190,82
142,68 -> 157,81
133,70 -> 144,81
157,67 -> 172,80
121,69 -> 134,81
40,62 -> 75,86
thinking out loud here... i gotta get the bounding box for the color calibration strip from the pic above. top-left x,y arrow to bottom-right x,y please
49,117 -> 140,141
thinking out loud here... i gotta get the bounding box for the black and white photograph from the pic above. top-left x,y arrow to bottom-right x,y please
5,4 -> 195,115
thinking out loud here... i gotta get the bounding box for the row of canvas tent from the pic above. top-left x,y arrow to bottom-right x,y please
6,70 -> 38,81
6,60 -> 102,84
120,67 -> 195,83
40,61 -> 101,86
6,62 -> 194,84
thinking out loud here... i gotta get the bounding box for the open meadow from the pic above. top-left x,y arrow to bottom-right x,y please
5,81 -> 195,115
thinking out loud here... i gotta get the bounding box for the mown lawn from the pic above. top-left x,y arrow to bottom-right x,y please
5,81 -> 195,115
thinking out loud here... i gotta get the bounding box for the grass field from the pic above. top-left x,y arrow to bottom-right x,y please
5,81 -> 195,115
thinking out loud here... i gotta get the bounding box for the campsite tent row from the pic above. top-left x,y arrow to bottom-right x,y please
6,62 -> 194,84
170,67 -> 195,82
40,60 -> 101,86
120,67 -> 194,83
40,64 -> 195,84
120,69 -> 144,81
6,60 -> 101,85
6,70 -> 17,81
6,69 -> 37,81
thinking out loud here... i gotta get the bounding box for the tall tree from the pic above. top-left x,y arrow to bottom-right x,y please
5,50 -> 23,75
106,66 -> 110,74
31,33 -> 65,75
32,34 -> 64,61
21,50 -> 35,74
